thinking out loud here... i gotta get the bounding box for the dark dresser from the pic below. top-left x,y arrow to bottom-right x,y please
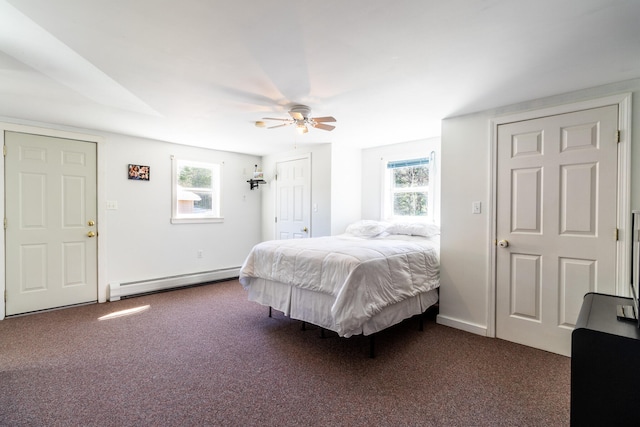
571,292 -> 640,426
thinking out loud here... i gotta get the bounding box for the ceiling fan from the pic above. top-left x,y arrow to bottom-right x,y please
258,105 -> 336,134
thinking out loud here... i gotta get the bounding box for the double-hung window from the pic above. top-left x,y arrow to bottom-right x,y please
171,157 -> 222,224
383,157 -> 432,222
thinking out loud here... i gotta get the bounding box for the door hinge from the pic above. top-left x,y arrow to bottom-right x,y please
616,130 -> 621,143
3,145 -> 6,156
615,228 -> 619,241
3,218 -> 6,229
275,217 -> 278,223
4,290 -> 6,302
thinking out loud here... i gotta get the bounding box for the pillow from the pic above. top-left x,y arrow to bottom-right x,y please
344,220 -> 388,237
387,222 -> 440,237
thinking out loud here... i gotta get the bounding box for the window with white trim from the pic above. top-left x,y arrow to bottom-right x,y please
383,156 -> 433,222
171,157 -> 222,224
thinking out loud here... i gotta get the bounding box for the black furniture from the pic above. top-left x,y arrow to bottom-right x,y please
571,292 -> 640,426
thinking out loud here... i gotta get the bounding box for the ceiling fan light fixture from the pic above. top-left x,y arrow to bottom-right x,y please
296,123 -> 308,134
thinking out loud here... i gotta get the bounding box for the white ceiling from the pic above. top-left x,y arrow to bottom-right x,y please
1,0 -> 639,155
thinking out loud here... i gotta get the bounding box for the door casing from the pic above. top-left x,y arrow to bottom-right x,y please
488,93 -> 632,337
5,131 -> 98,315
0,123 -> 107,320
275,154 -> 312,239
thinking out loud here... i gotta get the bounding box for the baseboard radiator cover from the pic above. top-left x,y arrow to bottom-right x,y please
109,267 -> 241,301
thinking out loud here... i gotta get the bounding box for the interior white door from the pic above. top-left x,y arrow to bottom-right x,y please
5,131 -> 98,315
275,157 -> 311,239
496,105 -> 619,356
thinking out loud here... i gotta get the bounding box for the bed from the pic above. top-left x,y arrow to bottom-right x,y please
239,220 -> 440,353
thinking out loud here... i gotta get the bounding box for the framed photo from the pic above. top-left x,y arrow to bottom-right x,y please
128,164 -> 150,181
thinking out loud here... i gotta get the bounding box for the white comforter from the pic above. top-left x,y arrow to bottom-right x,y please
239,234 -> 440,336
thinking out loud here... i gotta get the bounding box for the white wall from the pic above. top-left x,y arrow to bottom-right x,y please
439,78 -> 640,336
361,137 -> 441,223
104,134 -> 262,289
330,144 -> 362,235
260,142 -> 362,239
0,118 -> 262,316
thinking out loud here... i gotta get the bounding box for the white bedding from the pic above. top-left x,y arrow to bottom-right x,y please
239,233 -> 440,337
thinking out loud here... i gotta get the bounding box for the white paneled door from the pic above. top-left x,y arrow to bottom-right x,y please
496,105 -> 619,356
5,132 -> 97,315
276,156 -> 311,239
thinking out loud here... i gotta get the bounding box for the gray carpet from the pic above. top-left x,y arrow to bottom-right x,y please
0,280 -> 570,426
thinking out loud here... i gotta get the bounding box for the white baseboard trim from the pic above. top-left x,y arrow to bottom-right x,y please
436,314 -> 488,336
109,267 -> 240,301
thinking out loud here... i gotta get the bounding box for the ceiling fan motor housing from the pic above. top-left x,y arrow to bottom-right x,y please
289,105 -> 311,122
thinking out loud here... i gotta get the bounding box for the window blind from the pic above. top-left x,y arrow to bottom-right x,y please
386,157 -> 429,169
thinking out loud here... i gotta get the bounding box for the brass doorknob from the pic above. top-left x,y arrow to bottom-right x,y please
302,227 -> 309,233
87,231 -> 96,238
498,239 -> 509,248
87,220 -> 95,226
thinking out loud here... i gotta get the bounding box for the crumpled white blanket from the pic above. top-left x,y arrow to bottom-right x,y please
239,234 -> 440,336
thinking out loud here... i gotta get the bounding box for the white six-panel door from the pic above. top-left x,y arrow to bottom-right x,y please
496,105 -> 618,356
275,157 -> 311,239
5,131 -> 97,315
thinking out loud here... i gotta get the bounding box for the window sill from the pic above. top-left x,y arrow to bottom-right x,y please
170,217 -> 224,224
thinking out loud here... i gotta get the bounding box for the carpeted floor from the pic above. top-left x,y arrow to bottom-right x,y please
0,280 -> 570,426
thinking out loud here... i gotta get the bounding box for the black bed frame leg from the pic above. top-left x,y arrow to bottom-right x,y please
301,321 -> 306,331
419,313 -> 424,331
320,328 -> 326,338
369,335 -> 375,358
268,306 -> 272,318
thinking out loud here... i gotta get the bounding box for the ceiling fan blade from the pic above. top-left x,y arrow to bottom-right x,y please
312,123 -> 336,131
267,123 -> 292,129
263,117 -> 292,122
311,116 -> 336,123
289,111 -> 305,121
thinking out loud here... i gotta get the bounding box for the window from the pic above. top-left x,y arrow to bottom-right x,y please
171,157 -> 222,224
383,156 -> 433,221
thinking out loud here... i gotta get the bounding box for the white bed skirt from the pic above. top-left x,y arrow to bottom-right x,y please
245,277 -> 438,337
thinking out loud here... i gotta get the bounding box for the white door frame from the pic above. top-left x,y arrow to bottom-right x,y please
0,122 -> 107,320
274,153 -> 312,239
487,93 -> 632,337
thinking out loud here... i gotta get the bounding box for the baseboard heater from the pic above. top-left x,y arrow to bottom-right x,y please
109,267 -> 241,301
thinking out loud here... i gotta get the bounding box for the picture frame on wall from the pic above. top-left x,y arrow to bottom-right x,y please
128,164 -> 150,181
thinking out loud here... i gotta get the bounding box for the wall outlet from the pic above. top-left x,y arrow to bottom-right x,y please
472,201 -> 482,214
